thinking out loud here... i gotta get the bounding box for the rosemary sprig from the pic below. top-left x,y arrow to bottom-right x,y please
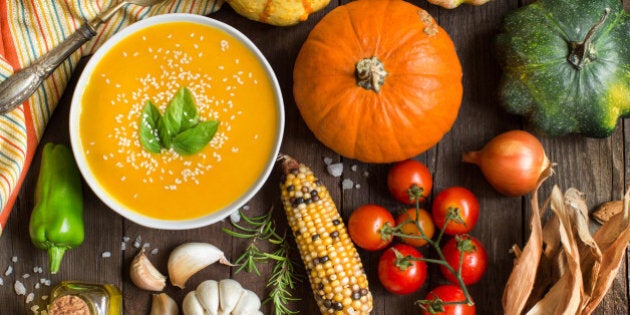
223,210 -> 278,275
223,207 -> 301,315
263,233 -> 300,315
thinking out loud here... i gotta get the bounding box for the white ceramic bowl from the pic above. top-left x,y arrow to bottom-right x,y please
70,14 -> 284,230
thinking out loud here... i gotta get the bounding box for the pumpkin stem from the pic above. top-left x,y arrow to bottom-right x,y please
356,56 -> 387,92
568,8 -> 610,69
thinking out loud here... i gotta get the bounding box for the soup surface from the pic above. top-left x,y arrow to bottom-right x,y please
79,21 -> 279,220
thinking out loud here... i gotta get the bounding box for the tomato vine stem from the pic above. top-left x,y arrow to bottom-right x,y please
380,188 -> 475,313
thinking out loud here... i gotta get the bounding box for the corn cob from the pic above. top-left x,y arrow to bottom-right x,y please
279,155 -> 373,314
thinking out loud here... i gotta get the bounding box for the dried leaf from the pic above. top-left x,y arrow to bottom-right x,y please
592,200 -> 623,224
563,188 -> 601,306
582,188 -> 630,314
502,167 -> 554,315
504,178 -> 630,315
526,186 -> 583,315
524,215 -> 561,310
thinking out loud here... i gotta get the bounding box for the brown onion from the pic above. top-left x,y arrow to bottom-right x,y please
462,130 -> 551,197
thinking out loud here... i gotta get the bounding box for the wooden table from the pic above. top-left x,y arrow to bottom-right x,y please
1,1 -> 629,314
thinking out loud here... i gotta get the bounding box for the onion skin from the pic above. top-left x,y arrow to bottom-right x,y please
462,130 -> 550,197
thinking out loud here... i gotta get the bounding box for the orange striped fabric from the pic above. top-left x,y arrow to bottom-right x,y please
0,0 -> 224,235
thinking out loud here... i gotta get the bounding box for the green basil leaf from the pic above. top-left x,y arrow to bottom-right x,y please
163,87 -> 199,136
158,117 -> 173,149
139,101 -> 162,153
178,87 -> 199,131
172,120 -> 219,155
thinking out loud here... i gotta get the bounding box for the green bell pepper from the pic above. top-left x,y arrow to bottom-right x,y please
29,143 -> 84,274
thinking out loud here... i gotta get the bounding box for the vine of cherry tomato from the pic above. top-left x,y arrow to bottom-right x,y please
440,234 -> 487,285
432,186 -> 479,235
377,244 -> 427,295
396,208 -> 435,247
421,285 -> 476,315
346,160 -> 486,311
387,159 -> 433,204
348,204 -> 394,250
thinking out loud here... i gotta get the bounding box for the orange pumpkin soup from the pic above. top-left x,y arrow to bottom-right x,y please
79,21 -> 279,220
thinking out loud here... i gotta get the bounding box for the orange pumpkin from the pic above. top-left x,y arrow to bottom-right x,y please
293,0 -> 463,163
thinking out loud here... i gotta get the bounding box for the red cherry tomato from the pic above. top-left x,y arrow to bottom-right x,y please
377,244 -> 427,295
421,285 -> 475,315
396,208 -> 435,247
440,235 -> 487,285
387,160 -> 432,204
348,204 -> 395,250
432,187 -> 479,235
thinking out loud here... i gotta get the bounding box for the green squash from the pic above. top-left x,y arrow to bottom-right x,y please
496,0 -> 630,137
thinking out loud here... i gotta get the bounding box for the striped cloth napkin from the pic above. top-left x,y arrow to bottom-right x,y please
0,0 -> 224,236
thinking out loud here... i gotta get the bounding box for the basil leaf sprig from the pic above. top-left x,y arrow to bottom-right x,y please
139,87 -> 219,155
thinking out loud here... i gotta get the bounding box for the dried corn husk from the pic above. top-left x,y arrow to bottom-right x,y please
502,166 -> 553,314
503,176 -> 630,315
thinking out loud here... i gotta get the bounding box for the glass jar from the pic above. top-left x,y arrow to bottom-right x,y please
47,281 -> 122,315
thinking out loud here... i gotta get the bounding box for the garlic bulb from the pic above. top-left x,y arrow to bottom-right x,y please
182,279 -> 262,315
168,242 -> 232,288
130,249 -> 166,291
151,293 -> 178,315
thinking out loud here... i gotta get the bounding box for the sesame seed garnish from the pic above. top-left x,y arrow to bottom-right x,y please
86,27 -> 274,195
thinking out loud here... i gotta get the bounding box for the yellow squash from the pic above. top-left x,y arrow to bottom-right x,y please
226,0 -> 330,26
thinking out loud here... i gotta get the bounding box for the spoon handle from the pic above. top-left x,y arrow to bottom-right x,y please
0,23 -> 96,114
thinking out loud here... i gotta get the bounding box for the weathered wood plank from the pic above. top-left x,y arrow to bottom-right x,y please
1,1 -> 629,314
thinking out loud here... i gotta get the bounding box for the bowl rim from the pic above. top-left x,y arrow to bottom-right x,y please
69,13 -> 285,230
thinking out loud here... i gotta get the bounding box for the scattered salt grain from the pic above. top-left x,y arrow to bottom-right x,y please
351,165 -> 358,172
12,256 -> 17,263
42,295 -> 48,300
23,273 -> 30,278
5,265 -> 13,276
150,248 -> 159,255
342,179 -> 354,190
230,211 -> 241,224
121,242 -> 127,251
40,278 -> 46,284
33,267 -> 38,273
355,184 -> 361,189
142,243 -> 151,249
133,236 -> 142,248
102,251 -> 112,258
363,171 -> 370,177
0,277 -> 3,286
327,163 -> 343,177
14,280 -> 26,295
123,236 -> 131,242
26,292 -> 34,303
323,157 -> 333,165
242,205 -> 250,211
35,283 -> 40,289
44,280 -> 51,286
30,304 -> 39,313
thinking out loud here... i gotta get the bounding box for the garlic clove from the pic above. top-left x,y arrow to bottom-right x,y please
130,249 -> 166,291
196,280 -> 220,315
168,242 -> 232,289
232,289 -> 261,315
151,293 -> 178,315
183,291 -> 205,315
219,279 -> 245,313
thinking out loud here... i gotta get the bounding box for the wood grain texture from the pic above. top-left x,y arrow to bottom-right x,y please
1,1 -> 630,314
